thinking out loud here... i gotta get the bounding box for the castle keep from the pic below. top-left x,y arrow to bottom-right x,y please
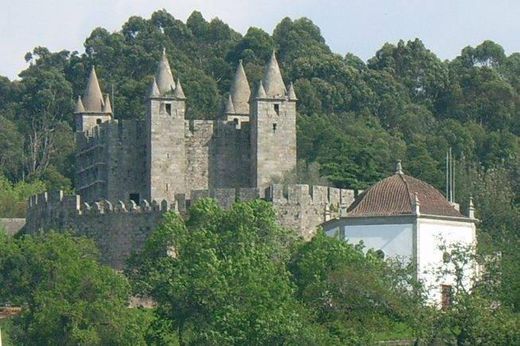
25,51 -> 358,268
74,50 -> 297,203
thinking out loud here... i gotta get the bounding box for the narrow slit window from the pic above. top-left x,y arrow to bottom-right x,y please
165,103 -> 172,115
274,104 -> 280,115
272,123 -> 277,132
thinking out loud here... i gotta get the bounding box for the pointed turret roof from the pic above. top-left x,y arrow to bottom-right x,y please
262,51 -> 286,98
74,95 -> 85,113
255,81 -> 267,99
287,82 -> 297,100
155,49 -> 175,95
230,60 -> 250,114
173,79 -> 186,99
103,94 -> 112,113
83,66 -> 104,112
148,77 -> 161,98
225,94 -> 235,114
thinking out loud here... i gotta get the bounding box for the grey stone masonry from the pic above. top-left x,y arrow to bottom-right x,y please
73,51 -> 296,205
24,184 -> 357,268
27,51 -> 350,268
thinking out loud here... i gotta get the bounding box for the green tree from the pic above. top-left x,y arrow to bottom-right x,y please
128,199 -> 335,345
0,231 -> 147,345
289,233 -> 424,343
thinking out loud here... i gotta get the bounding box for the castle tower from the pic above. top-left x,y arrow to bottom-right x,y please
224,60 -> 251,128
250,51 -> 297,189
74,66 -> 112,133
145,50 -> 187,202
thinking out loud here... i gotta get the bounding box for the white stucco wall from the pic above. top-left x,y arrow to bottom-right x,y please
326,223 -> 414,261
417,218 -> 476,303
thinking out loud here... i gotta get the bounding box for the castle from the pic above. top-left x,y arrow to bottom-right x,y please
74,50 -> 297,203
25,51 -> 358,268
22,50 -> 477,305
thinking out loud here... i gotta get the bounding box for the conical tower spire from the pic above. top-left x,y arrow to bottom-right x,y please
103,94 -> 112,113
148,77 -> 161,98
74,95 -> 85,113
173,79 -> 185,100
287,82 -> 297,100
262,51 -> 286,98
83,66 -> 104,112
255,81 -> 267,99
225,94 -> 235,114
155,49 -> 175,95
230,60 -> 250,114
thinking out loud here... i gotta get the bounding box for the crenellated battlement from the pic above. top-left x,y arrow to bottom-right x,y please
59,51 -> 323,268
25,184 -> 359,268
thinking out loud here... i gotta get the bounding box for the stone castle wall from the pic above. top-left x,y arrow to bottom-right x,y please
185,120 -> 213,192
76,117 -> 253,203
75,119 -> 148,203
24,185 -> 357,268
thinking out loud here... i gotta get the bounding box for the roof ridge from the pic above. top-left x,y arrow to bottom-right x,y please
398,173 -> 414,212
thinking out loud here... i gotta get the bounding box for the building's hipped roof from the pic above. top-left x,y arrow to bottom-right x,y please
155,49 -> 175,95
262,51 -> 286,98
82,66 -> 104,112
225,94 -> 235,114
230,60 -> 250,114
347,163 -> 464,218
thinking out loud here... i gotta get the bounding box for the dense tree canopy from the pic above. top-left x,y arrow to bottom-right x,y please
0,9 -> 519,342
127,199 -> 425,344
0,231 -> 148,345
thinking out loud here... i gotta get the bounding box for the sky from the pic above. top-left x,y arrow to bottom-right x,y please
1,0 -> 520,80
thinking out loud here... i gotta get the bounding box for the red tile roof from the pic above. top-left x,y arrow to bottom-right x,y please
347,173 -> 464,218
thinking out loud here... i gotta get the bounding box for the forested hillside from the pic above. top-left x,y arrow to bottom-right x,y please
0,10 -> 519,343
0,11 -> 518,275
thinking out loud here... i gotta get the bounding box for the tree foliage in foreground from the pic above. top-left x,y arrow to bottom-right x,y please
128,199 -> 423,345
0,231 -> 148,345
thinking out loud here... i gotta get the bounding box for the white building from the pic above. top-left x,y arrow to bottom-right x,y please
323,161 -> 477,305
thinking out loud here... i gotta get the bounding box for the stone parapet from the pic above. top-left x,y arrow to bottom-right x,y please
25,184 -> 358,267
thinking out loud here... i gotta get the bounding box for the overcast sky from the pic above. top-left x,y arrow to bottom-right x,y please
1,0 -> 520,80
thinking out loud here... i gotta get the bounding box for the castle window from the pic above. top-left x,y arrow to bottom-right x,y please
129,193 -> 140,204
166,183 -> 169,191
274,104 -> 280,115
165,103 -> 172,115
96,118 -> 102,124
272,123 -> 277,132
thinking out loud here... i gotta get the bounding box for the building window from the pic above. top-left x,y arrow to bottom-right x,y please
441,284 -> 452,309
166,183 -> 169,191
165,103 -> 172,115
272,123 -> 277,132
129,193 -> 140,204
274,104 -> 280,115
96,118 -> 102,124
